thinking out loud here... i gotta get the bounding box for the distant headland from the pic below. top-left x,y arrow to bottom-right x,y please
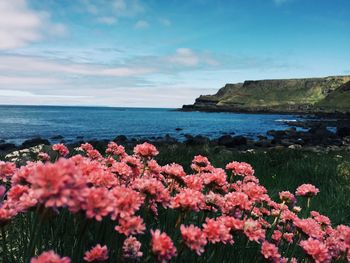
182,75 -> 350,114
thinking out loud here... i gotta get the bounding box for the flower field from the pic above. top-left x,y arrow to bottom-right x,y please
0,142 -> 349,262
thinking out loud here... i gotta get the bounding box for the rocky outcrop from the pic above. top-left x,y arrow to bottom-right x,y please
182,75 -> 350,114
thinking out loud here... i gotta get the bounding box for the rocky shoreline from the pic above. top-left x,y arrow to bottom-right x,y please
1,118 -> 350,157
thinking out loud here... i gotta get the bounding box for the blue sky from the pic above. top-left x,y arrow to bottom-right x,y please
0,0 -> 349,107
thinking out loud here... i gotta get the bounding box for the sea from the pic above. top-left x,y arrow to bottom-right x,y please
0,105 -> 305,145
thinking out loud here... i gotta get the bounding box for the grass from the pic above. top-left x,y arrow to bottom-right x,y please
1,144 -> 349,262
155,144 -> 350,225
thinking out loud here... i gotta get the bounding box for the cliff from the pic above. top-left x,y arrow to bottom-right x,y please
182,75 -> 350,114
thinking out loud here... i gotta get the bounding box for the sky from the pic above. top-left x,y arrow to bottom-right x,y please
0,0 -> 349,107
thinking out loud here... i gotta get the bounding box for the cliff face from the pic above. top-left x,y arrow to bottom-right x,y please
182,76 -> 350,114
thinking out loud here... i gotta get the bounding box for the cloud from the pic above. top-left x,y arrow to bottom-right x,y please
134,20 -> 149,29
165,48 -> 220,67
96,16 -> 118,25
159,18 -> 171,26
0,55 -> 155,77
0,76 -> 64,85
0,0 -> 66,50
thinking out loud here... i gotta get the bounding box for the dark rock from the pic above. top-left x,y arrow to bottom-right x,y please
51,135 -> 64,140
175,127 -> 183,131
218,135 -> 247,147
254,139 -> 271,148
267,130 -> 287,139
113,135 -> 128,143
0,139 -> 5,143
21,138 -> 50,148
156,134 -> 177,144
185,135 -> 210,145
337,127 -> 350,137
0,143 -> 17,151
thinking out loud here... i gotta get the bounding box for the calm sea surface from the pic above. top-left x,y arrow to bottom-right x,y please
0,105 -> 303,144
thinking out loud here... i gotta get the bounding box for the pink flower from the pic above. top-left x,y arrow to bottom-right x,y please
123,236 -> 143,260
83,187 -> 113,221
0,161 -> 16,181
241,182 -> 267,202
134,142 -> 159,158
310,211 -> 331,227
279,191 -> 296,205
243,219 -> 266,243
272,230 -> 282,243
300,238 -> 330,263
30,251 -> 70,263
115,216 -> 146,236
296,184 -> 319,197
106,142 -> 126,157
38,152 -> 50,162
83,244 -> 108,262
218,216 -> 244,231
110,186 -> 144,220
202,218 -> 233,244
191,155 -> 211,172
226,161 -> 254,177
28,158 -> 86,209
162,163 -> 186,182
294,218 -> 324,239
171,188 -> 206,212
150,229 -> 177,262
180,224 -> 207,255
261,241 -> 281,261
222,192 -> 252,213
52,144 -> 69,157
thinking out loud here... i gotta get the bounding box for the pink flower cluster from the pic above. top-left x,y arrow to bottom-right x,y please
0,142 -> 349,262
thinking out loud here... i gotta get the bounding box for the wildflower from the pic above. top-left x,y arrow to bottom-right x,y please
222,192 -> 251,213
83,244 -> 108,262
86,149 -> 102,160
191,155 -> 211,172
38,152 -> 50,162
115,216 -> 146,236
226,161 -> 254,177
162,163 -> 186,182
150,229 -> 177,262
261,241 -> 281,261
243,219 -> 266,243
310,211 -> 331,227
123,236 -> 143,260
52,144 -> 69,157
106,142 -> 126,157
180,224 -> 207,255
83,187 -> 113,221
201,168 -> 227,187
0,161 -> 16,181
241,182 -> 267,203
80,143 -> 94,152
272,230 -> 282,243
28,158 -> 86,208
296,184 -> 319,197
110,186 -> 144,220
134,142 -> 159,158
184,175 -> 203,191
171,188 -> 206,212
202,218 -> 233,244
30,250 -> 70,263
218,216 -> 244,231
294,218 -> 324,239
279,191 -> 296,205
300,238 -> 330,263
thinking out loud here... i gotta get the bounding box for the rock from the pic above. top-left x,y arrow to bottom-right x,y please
288,144 -> 302,150
337,127 -> 350,137
113,135 -> 128,144
0,143 -> 17,151
280,139 -> 294,147
51,135 -> 64,140
175,127 -> 183,131
21,138 -> 50,148
254,139 -> 272,148
267,130 -> 287,139
218,135 -> 247,147
185,135 -> 210,145
156,134 -> 177,144
0,139 -> 5,143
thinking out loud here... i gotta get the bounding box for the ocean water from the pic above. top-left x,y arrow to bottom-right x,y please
0,105 -> 303,144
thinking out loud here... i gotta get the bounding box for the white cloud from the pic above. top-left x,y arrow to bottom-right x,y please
159,18 -> 171,26
167,48 -> 200,67
134,20 -> 149,29
0,0 -> 66,50
0,76 -> 64,85
0,55 -> 155,77
96,16 -> 118,25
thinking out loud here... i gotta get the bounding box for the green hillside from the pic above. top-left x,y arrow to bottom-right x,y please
183,75 -> 350,114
